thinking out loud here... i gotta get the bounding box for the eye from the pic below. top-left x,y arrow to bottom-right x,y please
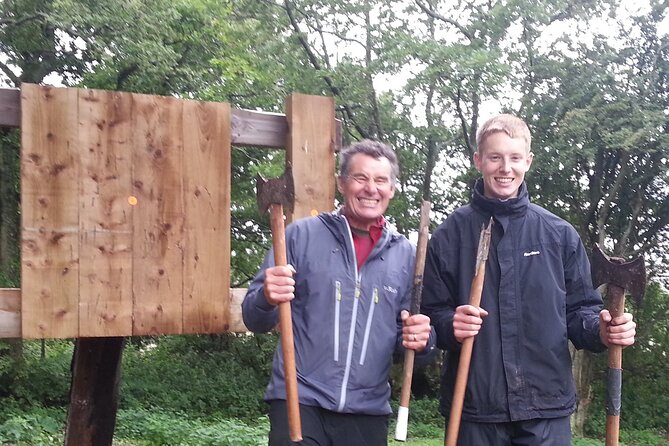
351,175 -> 369,184
375,177 -> 390,186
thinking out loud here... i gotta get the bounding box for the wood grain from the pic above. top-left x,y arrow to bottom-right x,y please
182,100 -> 231,334
131,93 -> 184,336
21,84 -> 79,338
285,94 -> 336,221
78,89 -> 133,336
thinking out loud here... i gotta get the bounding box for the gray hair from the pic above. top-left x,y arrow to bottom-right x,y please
338,139 -> 400,182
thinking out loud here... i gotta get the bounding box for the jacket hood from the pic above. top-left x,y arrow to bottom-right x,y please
471,178 -> 529,217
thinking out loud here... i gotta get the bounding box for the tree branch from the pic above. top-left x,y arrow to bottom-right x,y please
283,0 -> 369,138
0,60 -> 20,87
414,0 -> 474,41
0,13 -> 47,28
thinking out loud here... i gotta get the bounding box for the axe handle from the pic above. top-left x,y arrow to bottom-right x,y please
605,285 -> 625,446
395,200 -> 431,442
269,203 -> 302,442
445,256 -> 487,446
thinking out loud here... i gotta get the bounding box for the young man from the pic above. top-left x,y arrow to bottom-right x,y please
421,114 -> 636,445
243,139 -> 435,446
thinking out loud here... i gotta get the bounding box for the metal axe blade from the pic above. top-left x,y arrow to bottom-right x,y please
256,164 -> 295,216
591,244 -> 646,306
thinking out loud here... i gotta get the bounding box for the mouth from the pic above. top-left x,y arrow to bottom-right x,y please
494,177 -> 514,184
357,197 -> 379,206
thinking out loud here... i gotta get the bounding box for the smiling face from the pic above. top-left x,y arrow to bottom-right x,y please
474,131 -> 533,200
337,153 -> 395,231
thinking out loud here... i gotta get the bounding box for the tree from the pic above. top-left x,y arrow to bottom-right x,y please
523,2 -> 669,433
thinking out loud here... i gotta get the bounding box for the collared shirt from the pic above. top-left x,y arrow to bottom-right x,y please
351,216 -> 385,269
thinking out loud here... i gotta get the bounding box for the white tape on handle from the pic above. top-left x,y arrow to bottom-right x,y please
395,405 -> 409,441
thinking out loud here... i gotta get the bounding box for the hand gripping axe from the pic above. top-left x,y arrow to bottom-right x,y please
591,244 -> 646,446
256,165 -> 302,442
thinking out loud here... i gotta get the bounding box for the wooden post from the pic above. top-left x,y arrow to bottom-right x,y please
284,93 -> 336,220
64,337 -> 125,446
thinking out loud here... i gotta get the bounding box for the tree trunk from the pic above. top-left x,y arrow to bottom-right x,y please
571,345 -> 596,436
64,337 -> 125,446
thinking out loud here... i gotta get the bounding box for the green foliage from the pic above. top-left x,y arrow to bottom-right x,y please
115,408 -> 268,446
0,406 -> 65,446
0,340 -> 73,407
120,334 -> 276,420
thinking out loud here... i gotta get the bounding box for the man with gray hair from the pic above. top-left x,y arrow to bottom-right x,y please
243,139 -> 436,445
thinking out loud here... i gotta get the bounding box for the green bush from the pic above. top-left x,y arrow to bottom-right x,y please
0,406 -> 65,445
0,340 -> 73,407
115,408 -> 268,446
120,333 -> 276,419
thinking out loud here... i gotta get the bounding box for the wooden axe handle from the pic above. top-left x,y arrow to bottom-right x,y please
395,200 -> 431,442
269,203 -> 302,442
445,219 -> 492,446
605,284 -> 625,446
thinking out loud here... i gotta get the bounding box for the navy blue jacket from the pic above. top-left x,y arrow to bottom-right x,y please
243,211 -> 436,415
422,180 -> 605,422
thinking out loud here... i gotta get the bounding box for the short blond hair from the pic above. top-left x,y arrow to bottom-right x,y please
476,114 -> 531,154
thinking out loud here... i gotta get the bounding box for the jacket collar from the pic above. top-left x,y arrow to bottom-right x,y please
471,178 -> 529,217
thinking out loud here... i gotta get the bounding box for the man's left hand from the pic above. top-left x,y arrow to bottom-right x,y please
401,310 -> 431,351
599,310 -> 636,347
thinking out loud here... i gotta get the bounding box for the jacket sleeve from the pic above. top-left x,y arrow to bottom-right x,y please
241,249 -> 279,333
564,233 -> 607,353
420,226 -> 462,353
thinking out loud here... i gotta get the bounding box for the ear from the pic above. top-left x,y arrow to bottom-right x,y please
473,151 -> 482,171
336,175 -> 345,194
525,152 -> 534,171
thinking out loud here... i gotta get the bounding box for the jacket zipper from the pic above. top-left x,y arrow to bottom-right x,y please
338,277 -> 361,412
334,280 -> 342,362
359,287 -> 379,365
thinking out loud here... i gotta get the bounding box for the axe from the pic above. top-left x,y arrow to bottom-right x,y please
395,200 -> 431,442
256,165 -> 302,442
445,218 -> 493,446
591,244 -> 646,446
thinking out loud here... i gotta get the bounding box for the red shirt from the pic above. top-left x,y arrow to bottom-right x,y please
351,216 -> 385,270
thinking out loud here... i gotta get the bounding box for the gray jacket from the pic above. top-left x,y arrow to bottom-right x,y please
242,211 -> 434,415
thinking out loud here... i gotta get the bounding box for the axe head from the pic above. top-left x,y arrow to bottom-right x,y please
256,164 -> 295,215
591,243 -> 646,306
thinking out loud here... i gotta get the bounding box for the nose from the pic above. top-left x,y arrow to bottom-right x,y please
500,158 -> 511,172
362,179 -> 377,193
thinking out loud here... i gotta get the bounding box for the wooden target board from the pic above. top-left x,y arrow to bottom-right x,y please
20,84 -> 231,338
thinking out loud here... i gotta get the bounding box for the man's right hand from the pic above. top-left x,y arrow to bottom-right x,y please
453,304 -> 488,343
263,265 -> 296,306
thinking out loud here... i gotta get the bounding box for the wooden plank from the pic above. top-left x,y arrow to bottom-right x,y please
285,94 -> 337,221
182,100 -> 231,334
0,88 -> 20,127
131,93 -> 184,336
1,87 -> 344,150
231,109 -> 287,148
0,288 -> 249,337
0,289 -> 20,338
78,89 -> 133,337
21,84 -> 79,339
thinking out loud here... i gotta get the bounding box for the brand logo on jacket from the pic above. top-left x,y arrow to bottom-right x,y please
384,285 -> 398,294
523,251 -> 540,257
